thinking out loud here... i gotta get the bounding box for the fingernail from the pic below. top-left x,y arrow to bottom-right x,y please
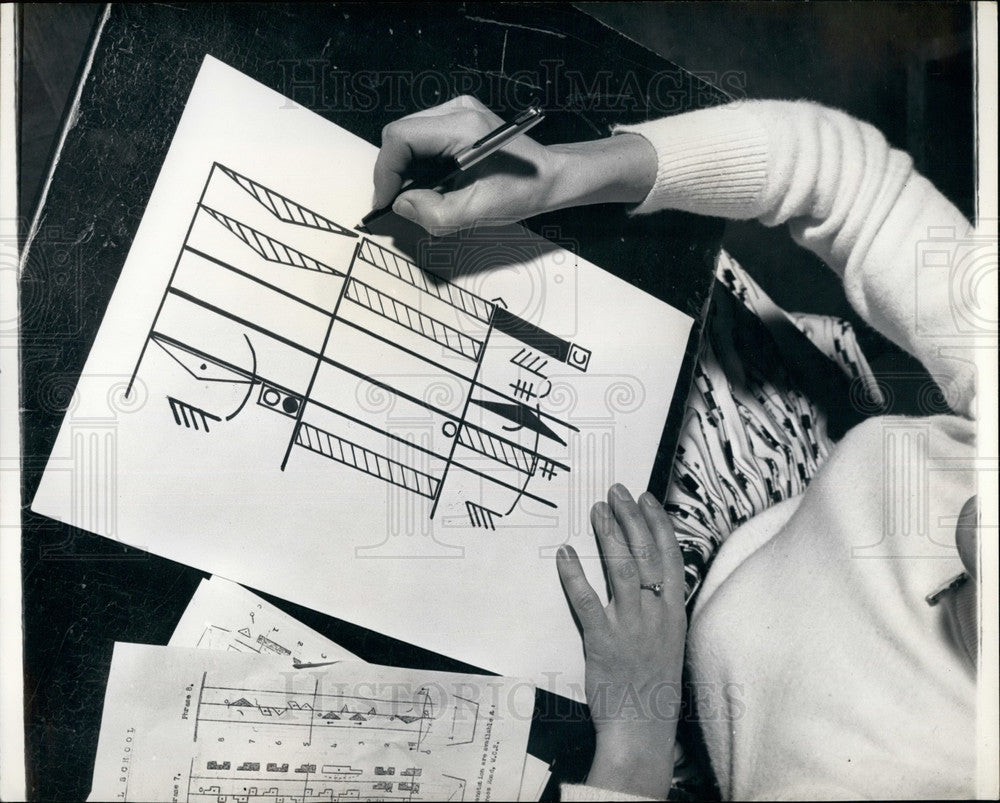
393,198 -> 414,220
612,484 -> 630,501
640,492 -> 659,507
557,545 -> 569,559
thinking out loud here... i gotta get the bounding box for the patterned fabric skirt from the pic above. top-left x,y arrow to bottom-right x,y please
666,251 -> 879,798
666,250 -> 879,604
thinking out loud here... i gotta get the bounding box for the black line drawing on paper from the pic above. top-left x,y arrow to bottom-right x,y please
202,207 -> 347,276
464,501 -> 498,531
185,771 -> 465,803
168,396 -> 222,432
216,163 -> 361,240
182,667 -> 474,802
195,675 -> 477,752
191,606 -> 337,666
186,756 -> 465,803
125,162 -> 590,529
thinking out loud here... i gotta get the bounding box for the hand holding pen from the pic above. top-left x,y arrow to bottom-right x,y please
368,94 -> 657,236
367,96 -> 552,235
360,101 -> 544,232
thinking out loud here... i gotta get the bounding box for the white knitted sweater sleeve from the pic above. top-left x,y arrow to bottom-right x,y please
614,100 -> 978,418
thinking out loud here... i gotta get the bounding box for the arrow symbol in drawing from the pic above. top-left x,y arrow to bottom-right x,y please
490,297 -> 508,309
468,398 -> 566,446
151,334 -> 252,384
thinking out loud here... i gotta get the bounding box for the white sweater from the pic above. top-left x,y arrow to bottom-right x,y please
563,100 -> 979,800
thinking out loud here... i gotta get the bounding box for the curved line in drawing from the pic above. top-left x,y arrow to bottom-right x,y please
225,335 -> 258,421
503,424 -> 542,516
151,333 -> 253,384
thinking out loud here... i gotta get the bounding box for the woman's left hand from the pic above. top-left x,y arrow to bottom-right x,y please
557,484 -> 687,799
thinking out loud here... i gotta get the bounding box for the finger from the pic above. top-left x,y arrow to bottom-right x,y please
373,117 -> 458,208
556,545 -> 610,637
608,484 -> 664,588
396,94 -> 495,120
638,492 -> 686,606
592,500 -> 640,614
393,183 -> 520,235
956,494 -> 978,579
392,188 -> 468,235
372,111 -> 495,208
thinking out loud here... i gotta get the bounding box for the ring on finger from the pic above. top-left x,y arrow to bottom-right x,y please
639,581 -> 664,595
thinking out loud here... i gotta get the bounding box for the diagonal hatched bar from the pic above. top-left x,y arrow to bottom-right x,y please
202,206 -> 344,276
217,164 -> 358,238
296,422 -> 440,498
345,278 -> 482,361
457,424 -> 536,475
358,239 -> 493,323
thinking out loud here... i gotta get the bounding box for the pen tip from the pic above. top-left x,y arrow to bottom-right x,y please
354,224 -> 369,234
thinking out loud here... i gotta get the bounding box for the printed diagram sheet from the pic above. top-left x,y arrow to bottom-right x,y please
170,577 -> 552,800
32,57 -> 694,700
89,643 -> 534,802
170,576 -> 359,665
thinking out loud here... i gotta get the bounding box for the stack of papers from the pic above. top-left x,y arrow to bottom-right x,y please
89,577 -> 550,801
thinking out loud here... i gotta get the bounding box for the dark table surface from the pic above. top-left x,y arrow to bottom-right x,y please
19,4 -> 728,799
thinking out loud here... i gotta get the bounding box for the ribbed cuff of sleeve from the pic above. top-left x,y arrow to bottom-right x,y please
612,102 -> 770,219
560,783 -> 659,802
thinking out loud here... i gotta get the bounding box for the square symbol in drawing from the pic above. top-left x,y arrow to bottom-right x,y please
258,384 -> 302,418
567,343 -> 591,372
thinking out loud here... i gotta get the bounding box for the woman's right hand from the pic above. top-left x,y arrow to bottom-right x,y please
371,95 -> 657,235
372,95 -> 560,234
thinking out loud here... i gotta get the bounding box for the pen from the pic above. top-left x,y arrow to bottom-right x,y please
356,104 -> 545,231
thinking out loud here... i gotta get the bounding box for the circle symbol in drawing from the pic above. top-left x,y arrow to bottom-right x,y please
282,396 -> 300,414
442,422 -> 458,438
262,388 -> 281,407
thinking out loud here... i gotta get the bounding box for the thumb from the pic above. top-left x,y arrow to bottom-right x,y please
393,189 -> 468,236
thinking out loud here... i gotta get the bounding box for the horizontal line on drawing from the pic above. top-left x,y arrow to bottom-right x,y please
184,245 -> 336,316
186,775 -> 393,784
193,718 -> 424,733
199,701 -> 431,719
162,290 -> 560,508
166,287 -> 464,426
335,315 -> 474,384
203,685 -> 429,703
150,331 -> 306,403
168,265 -> 575,436
297,398 -> 557,508
168,287 -> 322,359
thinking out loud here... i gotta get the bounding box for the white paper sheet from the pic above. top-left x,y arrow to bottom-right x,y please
518,755 -> 552,802
89,643 -> 534,802
170,576 -> 358,665
32,56 -> 693,700
172,578 -> 550,799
